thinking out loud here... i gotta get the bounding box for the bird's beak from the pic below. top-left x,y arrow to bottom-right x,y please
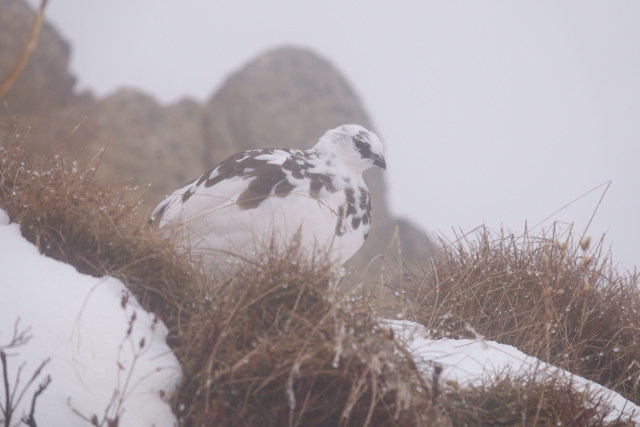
373,156 -> 386,170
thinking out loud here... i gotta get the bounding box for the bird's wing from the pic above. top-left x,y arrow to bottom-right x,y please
149,148 -> 306,227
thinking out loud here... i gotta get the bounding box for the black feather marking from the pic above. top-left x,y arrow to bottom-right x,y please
351,216 -> 361,229
182,186 -> 195,203
237,164 -> 289,210
308,173 -> 336,198
353,131 -> 372,159
148,201 -> 170,225
274,179 -> 295,195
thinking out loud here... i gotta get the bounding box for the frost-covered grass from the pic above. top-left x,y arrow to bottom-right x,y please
2,134 -> 639,425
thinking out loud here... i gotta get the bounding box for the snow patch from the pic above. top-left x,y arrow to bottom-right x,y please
0,209 -> 181,426
386,319 -> 640,423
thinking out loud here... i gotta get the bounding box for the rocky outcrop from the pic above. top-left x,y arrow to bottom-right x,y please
0,0 -> 431,271
80,90 -> 206,199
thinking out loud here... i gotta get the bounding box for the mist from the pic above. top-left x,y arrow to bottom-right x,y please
29,0 -> 640,270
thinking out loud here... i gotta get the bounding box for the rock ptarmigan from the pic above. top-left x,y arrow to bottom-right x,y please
149,124 -> 385,267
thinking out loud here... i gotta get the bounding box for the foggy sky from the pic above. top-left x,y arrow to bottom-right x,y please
26,0 -> 640,270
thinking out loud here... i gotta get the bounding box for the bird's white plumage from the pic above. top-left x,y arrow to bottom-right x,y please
149,124 -> 385,267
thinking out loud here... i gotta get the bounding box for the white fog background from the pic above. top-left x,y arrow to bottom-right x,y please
26,1 -> 639,271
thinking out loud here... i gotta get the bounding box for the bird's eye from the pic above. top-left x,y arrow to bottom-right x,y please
354,140 -> 364,149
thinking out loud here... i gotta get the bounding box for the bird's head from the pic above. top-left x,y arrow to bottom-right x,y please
315,124 -> 386,173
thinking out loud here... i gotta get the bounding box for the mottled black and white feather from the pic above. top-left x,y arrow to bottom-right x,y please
149,124 -> 385,265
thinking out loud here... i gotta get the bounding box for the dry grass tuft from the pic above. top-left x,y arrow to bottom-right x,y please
440,371 -> 636,426
408,225 -> 640,405
0,133 -> 197,321
172,243 -> 431,425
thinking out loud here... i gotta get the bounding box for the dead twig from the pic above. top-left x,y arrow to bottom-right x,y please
1,351 -> 12,427
0,0 -> 49,98
21,375 -> 51,427
1,350 -> 51,427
